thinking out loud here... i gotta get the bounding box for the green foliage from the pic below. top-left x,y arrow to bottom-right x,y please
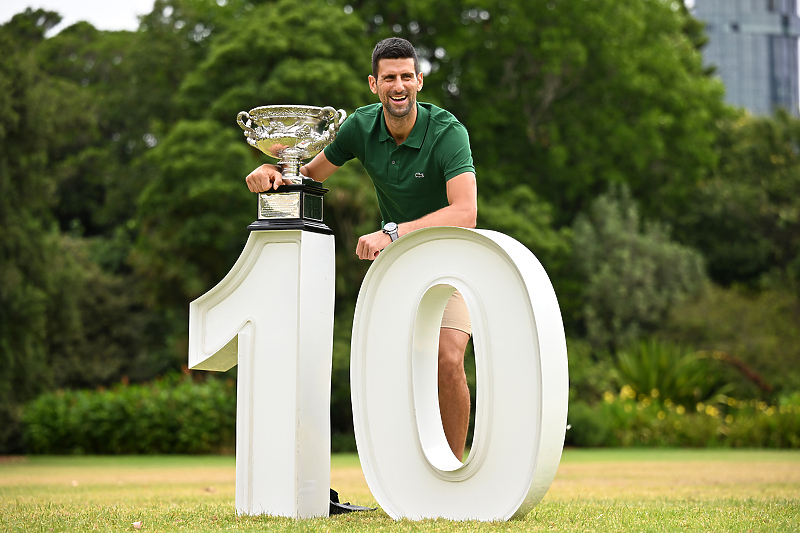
23,374 -> 236,454
349,0 -> 728,223
676,111 -> 800,287
663,284 -> 800,394
477,185 -> 571,269
567,389 -> 800,448
132,119 -> 253,308
177,0 -> 373,124
566,337 -> 616,405
3,0 -> 800,454
0,9 -> 91,452
572,188 -> 708,348
614,340 -> 733,407
47,237 -> 173,389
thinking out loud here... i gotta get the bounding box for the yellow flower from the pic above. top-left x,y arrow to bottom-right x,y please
603,391 -> 615,404
657,410 -> 666,420
696,402 -> 705,412
725,414 -> 734,424
676,405 -> 686,415
651,389 -> 660,398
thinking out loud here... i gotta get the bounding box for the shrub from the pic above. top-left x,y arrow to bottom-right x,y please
572,188 -> 707,349
22,373 -> 236,454
567,387 -> 800,448
614,340 -> 734,406
663,284 -> 800,394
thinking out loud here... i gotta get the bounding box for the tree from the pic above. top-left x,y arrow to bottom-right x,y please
676,110 -> 800,288
131,119 -> 254,311
132,0 -> 378,339
342,0 -> 728,225
176,0 -> 373,124
572,188 -> 707,349
0,9 -> 83,451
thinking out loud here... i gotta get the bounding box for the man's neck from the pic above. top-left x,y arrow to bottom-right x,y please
383,104 -> 418,145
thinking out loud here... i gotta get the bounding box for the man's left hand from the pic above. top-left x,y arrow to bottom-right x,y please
356,230 -> 392,260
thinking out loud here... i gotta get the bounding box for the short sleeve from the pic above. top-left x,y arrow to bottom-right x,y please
438,123 -> 475,181
323,114 -> 358,167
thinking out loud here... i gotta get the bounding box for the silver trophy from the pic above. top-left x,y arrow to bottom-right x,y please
237,105 -> 346,184
236,105 -> 346,233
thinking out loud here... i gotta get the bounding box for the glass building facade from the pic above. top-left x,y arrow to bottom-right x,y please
693,0 -> 800,115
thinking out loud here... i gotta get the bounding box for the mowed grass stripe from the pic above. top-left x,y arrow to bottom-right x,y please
1,450 -> 798,532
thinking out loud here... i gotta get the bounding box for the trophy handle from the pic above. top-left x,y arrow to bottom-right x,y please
237,111 -> 254,133
333,108 -> 347,135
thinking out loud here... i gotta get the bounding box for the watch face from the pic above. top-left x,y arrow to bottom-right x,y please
384,222 -> 397,232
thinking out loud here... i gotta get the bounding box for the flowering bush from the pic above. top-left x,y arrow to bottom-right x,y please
567,386 -> 800,448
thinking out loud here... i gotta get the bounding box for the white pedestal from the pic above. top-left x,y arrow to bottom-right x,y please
188,229 -> 335,518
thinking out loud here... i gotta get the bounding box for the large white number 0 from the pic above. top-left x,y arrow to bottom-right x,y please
351,227 -> 568,520
188,227 -> 568,521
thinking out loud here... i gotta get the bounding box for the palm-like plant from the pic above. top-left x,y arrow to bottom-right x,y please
615,340 -> 733,406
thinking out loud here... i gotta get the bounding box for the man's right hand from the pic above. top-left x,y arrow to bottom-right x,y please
246,164 -> 285,193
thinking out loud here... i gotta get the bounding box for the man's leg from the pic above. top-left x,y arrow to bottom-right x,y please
438,326 -> 471,461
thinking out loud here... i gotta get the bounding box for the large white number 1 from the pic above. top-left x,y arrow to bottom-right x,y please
188,226 -> 568,521
188,230 -> 335,518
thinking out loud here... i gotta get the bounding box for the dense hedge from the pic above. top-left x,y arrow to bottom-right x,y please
567,387 -> 800,448
23,373 -> 800,454
23,374 -> 236,454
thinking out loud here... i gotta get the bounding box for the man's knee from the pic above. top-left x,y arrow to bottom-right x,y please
438,328 -> 469,380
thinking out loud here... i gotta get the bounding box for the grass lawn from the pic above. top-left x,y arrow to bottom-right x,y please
1,449 -> 798,532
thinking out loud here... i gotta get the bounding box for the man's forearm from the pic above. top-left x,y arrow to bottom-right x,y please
397,203 -> 477,237
299,151 -> 339,183
396,172 -> 478,237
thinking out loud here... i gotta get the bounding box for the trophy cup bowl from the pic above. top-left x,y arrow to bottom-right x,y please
237,105 -> 347,184
237,105 -> 346,234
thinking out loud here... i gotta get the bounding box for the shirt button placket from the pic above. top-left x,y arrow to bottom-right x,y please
389,150 -> 400,182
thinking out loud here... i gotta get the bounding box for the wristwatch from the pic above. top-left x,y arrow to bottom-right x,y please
382,222 -> 399,242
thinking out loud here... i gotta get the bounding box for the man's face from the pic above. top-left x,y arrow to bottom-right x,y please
369,58 -> 424,119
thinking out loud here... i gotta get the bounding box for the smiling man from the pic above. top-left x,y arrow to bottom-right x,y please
245,37 -> 478,460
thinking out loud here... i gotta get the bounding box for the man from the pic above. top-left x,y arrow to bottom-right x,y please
245,37 -> 477,460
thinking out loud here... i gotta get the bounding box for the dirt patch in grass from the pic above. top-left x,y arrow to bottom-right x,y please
550,459 -> 800,500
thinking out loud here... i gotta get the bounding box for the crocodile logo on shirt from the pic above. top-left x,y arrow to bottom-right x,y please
415,172 -> 424,178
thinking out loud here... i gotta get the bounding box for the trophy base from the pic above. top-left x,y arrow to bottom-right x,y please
247,218 -> 333,235
248,182 -> 333,235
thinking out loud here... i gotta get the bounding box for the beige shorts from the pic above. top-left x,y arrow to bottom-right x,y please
440,290 -> 472,336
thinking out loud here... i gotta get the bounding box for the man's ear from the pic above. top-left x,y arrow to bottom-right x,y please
417,72 -> 423,91
368,75 -> 378,94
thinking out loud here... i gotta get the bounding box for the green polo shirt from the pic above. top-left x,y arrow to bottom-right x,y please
324,102 -> 474,225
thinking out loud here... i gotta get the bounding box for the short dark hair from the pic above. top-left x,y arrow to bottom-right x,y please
371,37 -> 420,78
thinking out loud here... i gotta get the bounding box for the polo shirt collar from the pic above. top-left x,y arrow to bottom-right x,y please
378,103 -> 429,148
